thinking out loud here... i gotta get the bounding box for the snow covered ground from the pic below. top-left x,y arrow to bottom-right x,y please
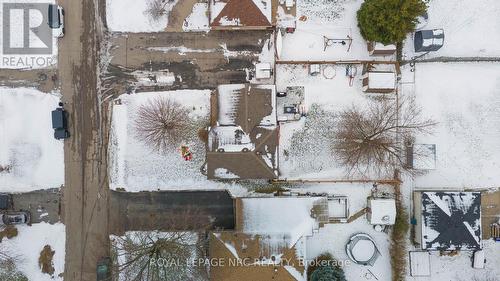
406,240 -> 500,281
106,0 -> 179,32
0,87 -> 64,191
402,63 -> 500,188
0,0 -> 58,69
276,64 -> 387,180
403,0 -> 500,59
279,0 -> 394,62
1,222 -> 65,281
183,3 -> 209,32
109,90 -> 247,195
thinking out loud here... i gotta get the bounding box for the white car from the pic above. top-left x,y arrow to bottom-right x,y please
48,4 -> 64,37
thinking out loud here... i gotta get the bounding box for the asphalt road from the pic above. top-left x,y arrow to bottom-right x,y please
109,190 -> 235,235
58,0 -> 110,280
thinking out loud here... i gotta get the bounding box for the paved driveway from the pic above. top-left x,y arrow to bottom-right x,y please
109,190 -> 235,234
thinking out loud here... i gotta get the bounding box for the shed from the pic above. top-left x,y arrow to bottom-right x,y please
367,198 -> 396,225
414,29 -> 444,52
367,42 -> 396,56
409,251 -> 431,277
362,72 -> 396,93
255,62 -> 272,79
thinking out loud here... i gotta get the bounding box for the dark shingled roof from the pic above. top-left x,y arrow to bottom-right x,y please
211,0 -> 271,27
207,84 -> 278,180
421,192 -> 481,250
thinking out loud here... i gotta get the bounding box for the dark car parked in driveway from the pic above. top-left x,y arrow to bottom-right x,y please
52,105 -> 70,140
96,257 -> 112,281
0,193 -> 13,210
0,211 -> 30,225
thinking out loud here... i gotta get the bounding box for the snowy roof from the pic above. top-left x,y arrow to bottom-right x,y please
409,251 -> 431,277
255,62 -> 272,79
421,192 -> 481,250
368,198 -> 396,225
207,84 -> 278,180
241,197 -> 326,248
216,84 -> 276,128
210,0 -> 272,27
367,72 -> 396,90
373,42 -> 397,51
209,231 -> 305,281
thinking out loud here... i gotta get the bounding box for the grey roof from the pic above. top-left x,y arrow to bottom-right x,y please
421,192 -> 481,250
207,84 -> 278,180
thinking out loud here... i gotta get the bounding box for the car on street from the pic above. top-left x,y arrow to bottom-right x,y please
96,257 -> 112,281
0,211 -> 30,225
52,105 -> 70,140
0,193 -> 13,210
48,4 -> 65,37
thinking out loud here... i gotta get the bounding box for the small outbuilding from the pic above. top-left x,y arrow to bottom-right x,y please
409,251 -> 431,277
367,42 -> 397,56
362,71 -> 396,93
414,29 -> 444,52
367,198 -> 396,225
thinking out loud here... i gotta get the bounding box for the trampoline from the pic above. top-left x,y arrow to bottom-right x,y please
345,233 -> 380,266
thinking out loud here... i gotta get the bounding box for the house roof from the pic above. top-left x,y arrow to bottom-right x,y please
207,84 -> 278,180
421,192 -> 482,250
211,0 -> 272,27
240,197 -> 326,247
209,232 -> 304,281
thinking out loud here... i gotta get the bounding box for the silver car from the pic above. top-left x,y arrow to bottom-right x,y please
0,211 -> 30,225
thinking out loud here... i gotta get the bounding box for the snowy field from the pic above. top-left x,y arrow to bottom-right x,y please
403,0 -> 500,59
1,223 -> 65,281
279,0 -> 394,62
402,63 -> 500,188
0,0 -> 58,69
276,64 -> 388,180
0,87 -> 64,191
106,0 -> 178,32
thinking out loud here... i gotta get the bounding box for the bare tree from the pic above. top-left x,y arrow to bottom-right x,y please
144,0 -> 175,22
111,208 -> 211,281
134,97 -> 191,153
0,245 -> 26,281
333,96 -> 436,176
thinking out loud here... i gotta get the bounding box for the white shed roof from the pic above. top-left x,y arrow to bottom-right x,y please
369,198 -> 396,225
368,72 -> 396,89
374,42 -> 397,51
409,251 -> 431,277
